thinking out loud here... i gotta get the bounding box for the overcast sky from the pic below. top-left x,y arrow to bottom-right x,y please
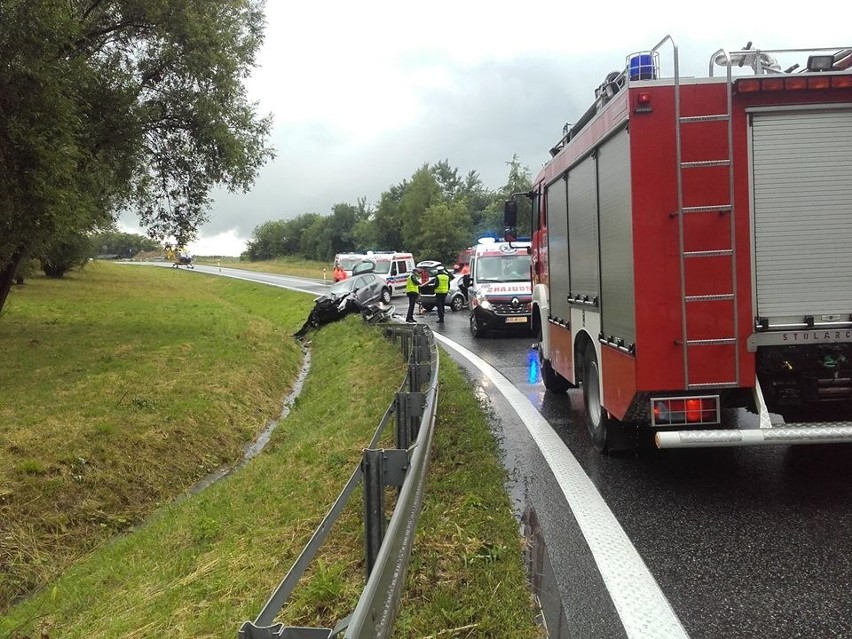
120,1 -> 851,255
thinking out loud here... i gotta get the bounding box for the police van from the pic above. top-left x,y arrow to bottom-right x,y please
353,252 -> 416,298
468,240 -> 532,337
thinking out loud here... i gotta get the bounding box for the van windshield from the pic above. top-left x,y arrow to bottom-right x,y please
370,260 -> 391,275
475,255 -> 530,283
338,257 -> 360,270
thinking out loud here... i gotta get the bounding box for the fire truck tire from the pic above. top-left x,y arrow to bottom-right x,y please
583,354 -> 632,453
541,356 -> 571,394
381,288 -> 392,304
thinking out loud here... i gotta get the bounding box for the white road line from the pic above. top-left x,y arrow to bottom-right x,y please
433,333 -> 690,639
210,270 -> 320,296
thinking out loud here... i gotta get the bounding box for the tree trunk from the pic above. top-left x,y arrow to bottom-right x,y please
0,251 -> 25,316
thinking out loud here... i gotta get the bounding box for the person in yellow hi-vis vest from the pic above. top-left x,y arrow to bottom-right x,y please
433,266 -> 452,324
404,267 -> 422,323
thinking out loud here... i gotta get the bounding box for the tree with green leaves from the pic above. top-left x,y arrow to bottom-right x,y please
327,203 -> 360,255
372,183 -> 407,251
245,220 -> 288,261
0,0 -> 273,314
91,230 -> 162,258
400,166 -> 442,255
417,201 -> 474,265
39,232 -> 94,278
299,215 -> 332,261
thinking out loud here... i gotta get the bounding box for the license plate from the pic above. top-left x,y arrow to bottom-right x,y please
505,316 -> 528,324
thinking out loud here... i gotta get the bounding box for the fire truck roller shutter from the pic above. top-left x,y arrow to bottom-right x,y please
568,154 -> 600,304
546,174 -> 570,321
751,108 -> 852,327
598,127 -> 635,346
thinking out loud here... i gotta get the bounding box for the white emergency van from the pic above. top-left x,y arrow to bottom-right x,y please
354,252 -> 416,298
468,240 -> 532,337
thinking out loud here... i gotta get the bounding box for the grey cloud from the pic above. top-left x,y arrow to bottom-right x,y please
134,53 -> 622,241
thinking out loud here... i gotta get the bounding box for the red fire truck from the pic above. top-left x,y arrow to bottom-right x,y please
505,36 -> 852,452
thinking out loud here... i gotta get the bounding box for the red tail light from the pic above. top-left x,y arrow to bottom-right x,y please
686,399 -> 702,422
650,396 -> 720,426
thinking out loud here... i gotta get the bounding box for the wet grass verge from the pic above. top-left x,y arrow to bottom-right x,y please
0,263 -> 540,638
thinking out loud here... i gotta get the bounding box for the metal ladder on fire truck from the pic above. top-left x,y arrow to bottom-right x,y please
657,36 -> 742,399
655,38 -> 852,448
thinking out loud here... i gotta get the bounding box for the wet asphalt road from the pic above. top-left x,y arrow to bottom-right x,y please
423,306 -> 852,639
152,265 -> 852,638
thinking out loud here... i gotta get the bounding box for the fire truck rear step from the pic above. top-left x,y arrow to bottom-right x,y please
656,423 -> 852,448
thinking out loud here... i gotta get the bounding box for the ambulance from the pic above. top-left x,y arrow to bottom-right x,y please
467,240 -> 532,337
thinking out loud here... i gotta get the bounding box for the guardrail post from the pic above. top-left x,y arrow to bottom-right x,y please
413,327 -> 431,362
406,327 -> 432,392
400,329 -> 412,361
362,448 -> 409,578
395,392 -> 425,450
362,449 -> 386,578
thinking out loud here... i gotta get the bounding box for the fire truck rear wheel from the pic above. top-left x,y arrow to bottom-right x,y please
583,354 -> 632,453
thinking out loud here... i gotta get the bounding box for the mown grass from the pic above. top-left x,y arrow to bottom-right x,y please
0,263 -> 541,639
0,263 -> 315,613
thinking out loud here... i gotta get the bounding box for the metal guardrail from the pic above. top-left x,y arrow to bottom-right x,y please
238,322 -> 439,639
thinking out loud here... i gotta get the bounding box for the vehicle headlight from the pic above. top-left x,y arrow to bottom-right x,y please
477,296 -> 492,310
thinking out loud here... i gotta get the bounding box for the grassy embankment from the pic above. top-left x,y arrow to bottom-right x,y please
0,262 -> 541,638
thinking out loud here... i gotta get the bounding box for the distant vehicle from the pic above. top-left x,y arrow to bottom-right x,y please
332,252 -> 364,282
467,240 -> 532,337
353,252 -> 415,297
328,266 -> 390,306
414,260 -> 469,312
165,246 -> 194,269
414,260 -> 442,311
294,267 -> 392,339
447,272 -> 470,311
